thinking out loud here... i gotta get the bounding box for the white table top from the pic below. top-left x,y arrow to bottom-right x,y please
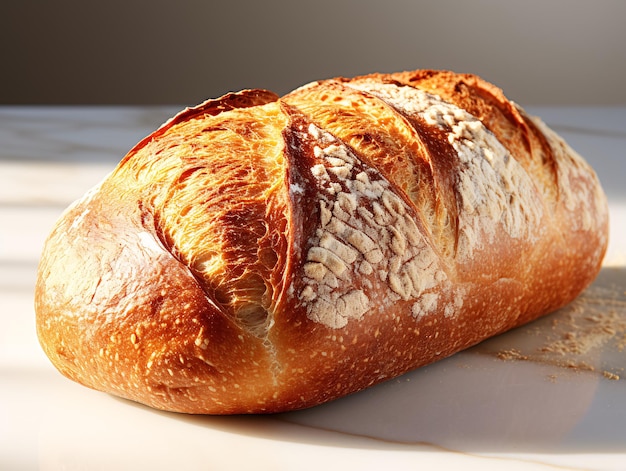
1,105 -> 625,470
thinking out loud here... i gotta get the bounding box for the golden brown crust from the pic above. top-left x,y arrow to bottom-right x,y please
35,70 -> 609,414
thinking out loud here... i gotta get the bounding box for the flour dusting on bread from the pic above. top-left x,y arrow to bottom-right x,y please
348,80 -> 544,259
296,123 -> 451,329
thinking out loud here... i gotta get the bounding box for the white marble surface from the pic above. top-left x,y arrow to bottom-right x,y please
1,105 -> 625,470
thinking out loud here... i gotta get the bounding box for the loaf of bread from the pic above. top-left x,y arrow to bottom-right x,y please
35,70 -> 609,414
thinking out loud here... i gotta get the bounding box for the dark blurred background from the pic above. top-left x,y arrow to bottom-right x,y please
2,0 -> 625,105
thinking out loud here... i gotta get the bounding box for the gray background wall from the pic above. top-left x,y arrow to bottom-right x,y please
3,0 -> 625,105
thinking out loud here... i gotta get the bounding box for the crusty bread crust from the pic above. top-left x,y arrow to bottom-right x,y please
35,70 -> 609,414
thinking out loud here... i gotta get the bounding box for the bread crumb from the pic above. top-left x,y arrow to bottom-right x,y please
602,371 -> 620,380
565,360 -> 594,372
496,349 -> 528,361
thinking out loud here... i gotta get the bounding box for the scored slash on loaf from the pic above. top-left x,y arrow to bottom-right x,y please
35,70 -> 609,414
